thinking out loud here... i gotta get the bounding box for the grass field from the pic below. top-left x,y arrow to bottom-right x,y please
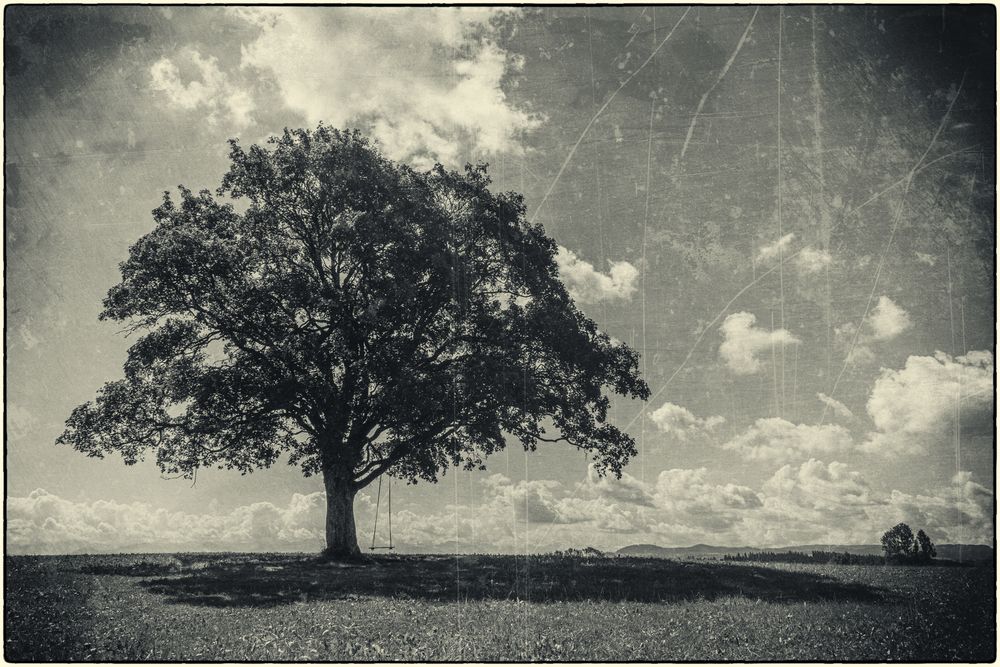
5,552 -> 995,661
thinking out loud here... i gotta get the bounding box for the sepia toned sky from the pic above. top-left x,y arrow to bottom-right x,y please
6,5 -> 995,554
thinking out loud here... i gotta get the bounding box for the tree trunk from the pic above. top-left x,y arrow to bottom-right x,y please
322,470 -> 362,559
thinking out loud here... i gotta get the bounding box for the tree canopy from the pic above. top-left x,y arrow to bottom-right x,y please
915,529 -> 936,562
58,126 -> 649,556
881,523 -> 936,564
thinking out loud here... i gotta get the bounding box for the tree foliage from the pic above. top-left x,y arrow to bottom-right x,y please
916,529 -> 936,562
881,523 -> 937,564
57,126 -> 649,555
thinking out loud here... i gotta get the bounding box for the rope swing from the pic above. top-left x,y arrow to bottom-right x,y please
370,474 -> 394,550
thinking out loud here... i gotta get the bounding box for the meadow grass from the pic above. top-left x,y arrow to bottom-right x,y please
5,552 -> 994,661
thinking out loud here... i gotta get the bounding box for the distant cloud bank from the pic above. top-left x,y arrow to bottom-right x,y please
10,456 -> 992,554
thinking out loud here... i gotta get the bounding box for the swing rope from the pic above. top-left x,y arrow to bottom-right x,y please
370,474 -> 394,550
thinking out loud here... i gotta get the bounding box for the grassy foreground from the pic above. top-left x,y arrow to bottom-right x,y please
5,552 -> 995,661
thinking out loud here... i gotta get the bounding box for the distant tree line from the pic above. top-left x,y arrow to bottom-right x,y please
723,524 -> 942,566
722,550 -> 885,565
549,547 -> 606,559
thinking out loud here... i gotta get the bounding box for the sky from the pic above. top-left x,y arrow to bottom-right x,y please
6,5 -> 995,555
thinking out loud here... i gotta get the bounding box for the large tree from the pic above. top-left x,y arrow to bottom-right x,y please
58,127 -> 649,558
880,522 -> 919,562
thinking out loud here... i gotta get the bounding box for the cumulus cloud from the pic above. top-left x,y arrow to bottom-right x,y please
482,466 -> 765,540
756,232 -> 794,263
555,247 -> 638,304
755,459 -> 883,544
868,295 -> 912,341
359,474 -> 584,552
817,392 -> 855,420
414,465 -> 993,549
150,48 -> 255,128
764,459 -> 874,512
558,466 -> 763,537
236,7 -> 541,166
863,350 -> 993,456
761,462 -> 994,546
9,462 -> 994,554
482,474 -> 587,524
756,234 -> 830,275
655,468 -> 763,513
793,246 -> 832,274
644,468 -> 764,540
649,402 -> 724,441
548,461 -> 993,547
718,311 -> 800,375
583,465 -> 655,508
835,295 -> 912,363
868,472 -> 994,546
7,488 -> 330,554
722,418 -> 856,462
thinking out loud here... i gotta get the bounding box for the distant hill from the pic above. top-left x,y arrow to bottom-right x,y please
935,544 -> 994,562
617,543 -> 994,563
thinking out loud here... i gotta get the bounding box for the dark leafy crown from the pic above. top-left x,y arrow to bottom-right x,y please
58,126 -> 649,489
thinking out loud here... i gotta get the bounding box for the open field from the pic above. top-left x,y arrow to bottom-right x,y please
5,552 -> 995,661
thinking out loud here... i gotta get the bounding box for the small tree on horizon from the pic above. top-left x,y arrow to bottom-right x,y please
881,522 -> 924,563
916,529 -> 936,562
880,524 -> 938,564
57,126 -> 649,559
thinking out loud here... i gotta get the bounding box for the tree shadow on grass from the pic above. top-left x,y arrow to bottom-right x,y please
119,553 -> 896,608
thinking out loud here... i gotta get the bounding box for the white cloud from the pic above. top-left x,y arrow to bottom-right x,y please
763,459 -> 874,514
760,461 -> 994,547
643,468 -> 764,542
649,402 -> 724,441
649,461 -> 994,547
834,296 -> 912,363
755,459 -> 884,545
555,247 -> 638,304
817,392 -> 855,420
756,233 -> 795,263
583,465 -> 655,508
863,350 -> 993,456
654,468 -> 763,513
9,462 -> 994,554
868,295 -> 912,341
868,472 -> 994,546
237,7 -> 541,166
414,466 -> 995,549
722,417 -> 855,462
6,488 -> 331,554
566,466 -> 763,537
793,246 -> 832,274
718,311 -> 800,375
482,474 -> 587,524
150,48 -> 255,129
